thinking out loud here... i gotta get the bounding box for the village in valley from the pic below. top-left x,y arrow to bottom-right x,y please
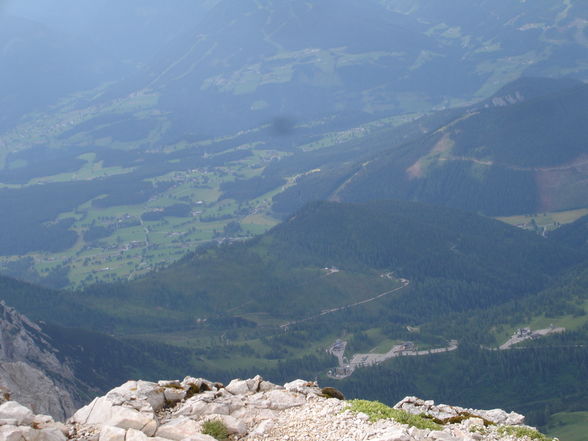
327,325 -> 566,379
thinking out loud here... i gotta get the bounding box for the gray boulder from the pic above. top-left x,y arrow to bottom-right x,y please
156,417 -> 201,441
0,401 -> 34,425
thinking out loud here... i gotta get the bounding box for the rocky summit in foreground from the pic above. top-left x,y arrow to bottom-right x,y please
0,376 -> 553,441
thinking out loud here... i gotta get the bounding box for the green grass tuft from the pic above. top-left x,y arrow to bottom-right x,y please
498,425 -> 554,441
347,399 -> 442,430
201,419 -> 229,441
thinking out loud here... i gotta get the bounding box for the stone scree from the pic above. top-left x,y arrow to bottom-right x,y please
0,376 -> 550,441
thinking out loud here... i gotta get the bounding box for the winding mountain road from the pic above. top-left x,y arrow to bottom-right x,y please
280,277 -> 409,329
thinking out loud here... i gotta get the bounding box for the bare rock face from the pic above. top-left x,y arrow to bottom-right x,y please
0,361 -> 77,420
0,301 -> 81,420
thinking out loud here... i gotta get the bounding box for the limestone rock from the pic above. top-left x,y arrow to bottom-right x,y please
250,419 -> 274,436
108,406 -> 156,434
125,428 -> 172,441
164,388 -> 186,404
0,401 -> 35,425
394,396 -> 525,427
258,381 -> 277,392
283,379 -> 319,395
265,389 -> 306,410
245,375 -> 263,393
181,378 -> 215,395
175,398 -> 230,418
478,408 -> 525,426
429,430 -> 460,441
71,387 -> 158,437
72,396 -> 113,425
38,427 -> 69,441
158,380 -> 181,388
0,424 -> 67,441
180,435 -> 217,441
105,381 -> 165,412
98,425 -> 126,441
225,379 -> 250,396
371,428 -> 410,441
156,416 -> 201,441
0,425 -> 24,441
125,429 -> 149,441
213,414 -> 247,436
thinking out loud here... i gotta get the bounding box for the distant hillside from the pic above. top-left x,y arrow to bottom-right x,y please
0,275 -> 81,321
476,77 -> 584,108
335,258 -> 588,432
1,1 -> 587,287
2,202 -> 588,432
0,15 -> 121,131
73,0 -> 439,138
62,0 -> 588,139
0,277 -> 207,399
4,0 -> 217,65
274,79 -> 588,216
0,2 -> 219,131
549,214 -> 588,250
54,200 -> 579,334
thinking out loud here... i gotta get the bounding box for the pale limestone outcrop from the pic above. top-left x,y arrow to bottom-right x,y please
68,376 -> 318,440
394,396 -> 526,426
0,375 -> 549,441
155,417 -> 202,440
0,401 -> 35,425
70,380 -> 176,436
98,425 -> 126,441
0,401 -> 67,441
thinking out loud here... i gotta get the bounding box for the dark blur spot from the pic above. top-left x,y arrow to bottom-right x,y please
270,116 -> 296,136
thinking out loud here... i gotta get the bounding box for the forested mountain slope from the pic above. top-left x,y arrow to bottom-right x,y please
274,79 -> 588,216
1,1 -> 587,287
549,213 -> 588,250
1,201 -> 587,432
335,259 -> 588,432
17,200 -> 576,334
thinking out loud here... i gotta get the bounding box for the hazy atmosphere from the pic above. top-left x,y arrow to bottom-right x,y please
0,1 -> 587,440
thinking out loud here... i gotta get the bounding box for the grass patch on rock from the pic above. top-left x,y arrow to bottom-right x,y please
498,425 -> 553,441
202,419 -> 229,441
347,399 -> 441,430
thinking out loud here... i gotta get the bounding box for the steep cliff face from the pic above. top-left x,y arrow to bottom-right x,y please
0,301 -> 82,420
